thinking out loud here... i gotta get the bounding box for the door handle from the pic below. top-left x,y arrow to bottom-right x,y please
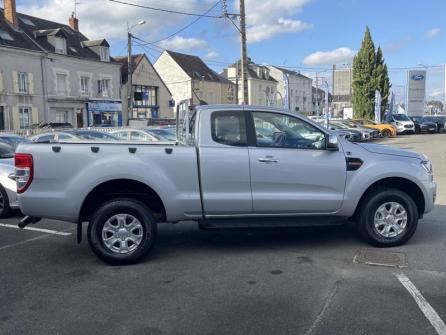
258,156 -> 278,163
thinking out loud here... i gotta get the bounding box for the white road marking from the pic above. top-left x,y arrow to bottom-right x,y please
0,234 -> 54,251
0,223 -> 72,236
395,272 -> 446,335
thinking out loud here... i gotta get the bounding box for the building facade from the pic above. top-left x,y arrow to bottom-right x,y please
0,1 -> 122,129
116,54 -> 174,125
332,67 -> 352,117
154,50 -> 235,109
268,66 -> 312,114
223,59 -> 278,106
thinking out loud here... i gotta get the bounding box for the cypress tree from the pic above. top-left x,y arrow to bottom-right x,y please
374,47 -> 391,118
352,27 -> 378,119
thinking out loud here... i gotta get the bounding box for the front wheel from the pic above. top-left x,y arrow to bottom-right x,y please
356,188 -> 418,247
87,199 -> 157,265
0,185 -> 12,218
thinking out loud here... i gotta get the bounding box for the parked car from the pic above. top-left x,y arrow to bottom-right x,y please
388,114 -> 415,134
110,129 -> 161,142
423,116 -> 445,133
338,120 -> 380,140
146,128 -> 176,141
409,117 -> 437,134
0,134 -> 31,149
352,119 -> 397,137
323,122 -> 362,142
33,122 -> 73,129
30,130 -> 118,142
16,105 -> 437,264
0,142 -> 18,217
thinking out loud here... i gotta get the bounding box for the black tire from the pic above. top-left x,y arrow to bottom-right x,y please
356,188 -> 418,247
382,129 -> 391,138
87,198 -> 157,265
0,185 -> 12,218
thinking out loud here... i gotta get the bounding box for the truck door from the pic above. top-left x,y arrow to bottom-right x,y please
248,111 -> 347,214
198,110 -> 253,216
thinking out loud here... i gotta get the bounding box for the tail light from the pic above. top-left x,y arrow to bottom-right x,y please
14,153 -> 33,194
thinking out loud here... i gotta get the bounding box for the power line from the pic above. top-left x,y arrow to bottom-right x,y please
134,1 -> 222,45
108,0 -> 223,18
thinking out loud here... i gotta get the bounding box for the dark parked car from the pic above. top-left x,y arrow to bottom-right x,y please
34,122 -> 73,129
409,117 -> 437,134
423,116 -> 445,133
0,134 -> 31,149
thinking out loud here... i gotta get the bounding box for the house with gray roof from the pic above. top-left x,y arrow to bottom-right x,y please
154,50 -> 236,109
268,66 -> 313,114
0,0 -> 122,129
114,54 -> 174,123
222,59 -> 278,106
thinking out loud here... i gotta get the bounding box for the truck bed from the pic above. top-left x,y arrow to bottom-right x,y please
16,141 -> 203,223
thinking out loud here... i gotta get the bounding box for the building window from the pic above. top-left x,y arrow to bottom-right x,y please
98,79 -> 111,97
18,72 -> 28,93
133,85 -> 157,107
56,73 -> 68,95
80,76 -> 90,96
54,37 -> 67,54
99,47 -> 110,62
19,107 -> 31,129
207,92 -> 214,104
55,111 -> 68,123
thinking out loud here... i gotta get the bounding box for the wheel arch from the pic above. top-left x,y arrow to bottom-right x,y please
78,179 -> 167,223
354,177 -> 425,218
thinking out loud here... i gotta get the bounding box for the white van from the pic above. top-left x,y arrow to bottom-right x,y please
389,114 -> 415,134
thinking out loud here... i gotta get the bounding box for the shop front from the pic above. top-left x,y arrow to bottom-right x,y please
87,100 -> 123,127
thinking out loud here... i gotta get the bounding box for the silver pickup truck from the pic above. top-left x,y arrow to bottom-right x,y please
15,105 -> 437,264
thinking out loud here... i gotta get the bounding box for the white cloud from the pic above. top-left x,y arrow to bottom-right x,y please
426,28 -> 441,39
206,51 -> 219,59
303,48 -> 356,66
236,0 -> 313,43
17,0 -> 200,41
159,36 -> 208,51
248,18 -> 313,43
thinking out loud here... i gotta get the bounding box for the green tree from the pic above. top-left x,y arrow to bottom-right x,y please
352,27 -> 377,119
374,47 -> 391,118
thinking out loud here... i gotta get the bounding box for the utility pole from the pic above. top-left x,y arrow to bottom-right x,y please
127,29 -> 133,123
126,20 -> 146,124
239,0 -> 249,104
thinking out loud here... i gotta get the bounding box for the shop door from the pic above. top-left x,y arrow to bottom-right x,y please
77,111 -> 84,128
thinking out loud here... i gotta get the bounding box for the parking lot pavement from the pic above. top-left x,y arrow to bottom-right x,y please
0,134 -> 445,335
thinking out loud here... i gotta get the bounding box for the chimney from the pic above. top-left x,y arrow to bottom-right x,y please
69,12 -> 79,31
4,0 -> 18,28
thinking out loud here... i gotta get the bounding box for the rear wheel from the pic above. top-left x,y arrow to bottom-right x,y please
382,129 -> 392,137
356,188 -> 418,247
0,185 -> 11,218
87,199 -> 157,265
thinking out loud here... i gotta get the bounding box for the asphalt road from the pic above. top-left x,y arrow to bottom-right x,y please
0,134 -> 445,335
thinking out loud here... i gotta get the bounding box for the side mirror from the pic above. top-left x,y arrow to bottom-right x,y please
326,134 -> 339,151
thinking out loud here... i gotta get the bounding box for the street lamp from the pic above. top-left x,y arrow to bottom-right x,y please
127,20 -> 146,123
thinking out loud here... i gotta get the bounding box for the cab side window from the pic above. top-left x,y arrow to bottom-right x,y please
211,111 -> 247,147
252,112 -> 325,150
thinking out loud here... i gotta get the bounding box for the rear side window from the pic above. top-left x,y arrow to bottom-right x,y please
211,111 -> 247,147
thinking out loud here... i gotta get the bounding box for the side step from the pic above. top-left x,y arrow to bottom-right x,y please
199,216 -> 347,230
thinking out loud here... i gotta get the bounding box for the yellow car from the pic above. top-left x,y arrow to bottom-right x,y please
352,119 -> 397,137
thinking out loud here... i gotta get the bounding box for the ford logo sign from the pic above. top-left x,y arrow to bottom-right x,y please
412,74 -> 425,81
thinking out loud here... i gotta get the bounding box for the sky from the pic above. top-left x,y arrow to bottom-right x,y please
13,0 -> 446,103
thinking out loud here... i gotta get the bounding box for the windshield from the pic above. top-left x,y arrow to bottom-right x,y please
393,114 -> 410,121
146,129 -> 176,141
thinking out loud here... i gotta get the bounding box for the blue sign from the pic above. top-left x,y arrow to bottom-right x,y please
412,74 -> 425,81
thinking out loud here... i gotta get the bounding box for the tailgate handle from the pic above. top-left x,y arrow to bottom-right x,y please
52,146 -> 61,153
